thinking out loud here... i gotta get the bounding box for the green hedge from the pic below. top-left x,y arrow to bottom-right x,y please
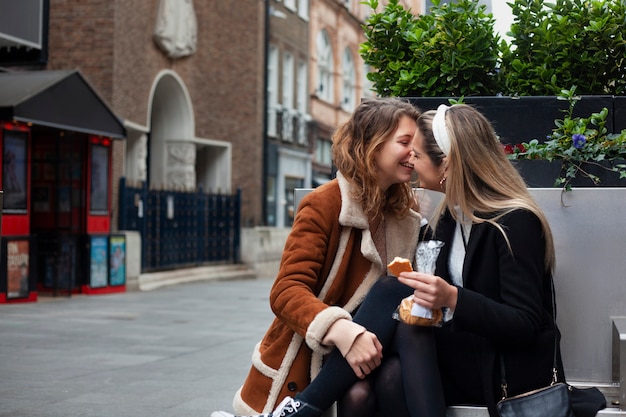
361,0 -> 626,97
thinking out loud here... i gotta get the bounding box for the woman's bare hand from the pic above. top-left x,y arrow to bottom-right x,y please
398,271 -> 458,311
343,330 -> 383,379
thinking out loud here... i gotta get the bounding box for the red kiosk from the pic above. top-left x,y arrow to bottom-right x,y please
0,122 -> 35,303
0,70 -> 126,303
82,135 -> 127,296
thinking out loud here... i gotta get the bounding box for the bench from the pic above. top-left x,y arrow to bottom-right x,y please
295,188 -> 626,416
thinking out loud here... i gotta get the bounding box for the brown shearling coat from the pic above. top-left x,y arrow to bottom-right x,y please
233,173 -> 422,414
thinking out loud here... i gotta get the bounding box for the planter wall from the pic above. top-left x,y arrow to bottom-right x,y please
409,96 -> 624,188
513,159 -> 626,188
409,95 -> 615,146
614,96 -> 626,132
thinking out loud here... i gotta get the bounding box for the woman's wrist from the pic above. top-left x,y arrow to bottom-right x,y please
322,319 -> 366,356
447,285 -> 458,311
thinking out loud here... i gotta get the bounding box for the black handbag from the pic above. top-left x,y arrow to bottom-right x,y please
497,382 -> 573,417
497,277 -> 574,417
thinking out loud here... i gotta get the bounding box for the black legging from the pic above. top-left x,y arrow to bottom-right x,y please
296,276 -> 446,417
337,357 -> 408,417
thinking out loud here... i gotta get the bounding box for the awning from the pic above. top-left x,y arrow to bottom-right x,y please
0,69 -> 125,139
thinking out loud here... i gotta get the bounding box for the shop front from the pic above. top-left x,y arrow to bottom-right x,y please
0,70 -> 126,303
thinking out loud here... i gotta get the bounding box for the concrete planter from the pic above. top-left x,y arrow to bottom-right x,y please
531,188 -> 626,383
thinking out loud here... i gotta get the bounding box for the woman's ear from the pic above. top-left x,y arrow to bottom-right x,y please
440,157 -> 449,177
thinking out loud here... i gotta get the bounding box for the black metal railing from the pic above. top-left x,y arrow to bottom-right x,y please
119,178 -> 241,272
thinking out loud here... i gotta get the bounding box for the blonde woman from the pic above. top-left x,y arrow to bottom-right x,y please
391,104 -> 563,417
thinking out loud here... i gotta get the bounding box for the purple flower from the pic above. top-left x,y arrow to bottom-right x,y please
572,134 -> 587,149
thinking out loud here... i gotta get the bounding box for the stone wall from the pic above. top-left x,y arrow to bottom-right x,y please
240,227 -> 291,280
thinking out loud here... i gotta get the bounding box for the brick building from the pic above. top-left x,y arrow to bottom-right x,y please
0,0 -> 266,298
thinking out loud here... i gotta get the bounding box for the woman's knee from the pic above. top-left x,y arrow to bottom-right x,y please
375,356 -> 403,395
337,380 -> 376,417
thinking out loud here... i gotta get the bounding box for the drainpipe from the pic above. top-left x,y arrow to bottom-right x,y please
261,0 -> 270,225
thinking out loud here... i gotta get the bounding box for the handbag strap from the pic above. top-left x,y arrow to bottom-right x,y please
499,276 -> 559,399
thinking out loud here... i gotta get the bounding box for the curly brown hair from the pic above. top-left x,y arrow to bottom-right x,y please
332,97 -> 421,220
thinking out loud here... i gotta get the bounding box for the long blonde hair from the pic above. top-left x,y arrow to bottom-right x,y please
417,104 -> 555,272
333,97 -> 421,220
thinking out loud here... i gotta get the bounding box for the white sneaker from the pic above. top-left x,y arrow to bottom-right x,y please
210,396 -> 321,417
211,412 -> 237,417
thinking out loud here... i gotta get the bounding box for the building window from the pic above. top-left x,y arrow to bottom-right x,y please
342,48 -> 357,111
283,52 -> 295,109
267,45 -> 280,137
316,30 -> 334,103
284,176 -> 303,227
281,52 -> 295,142
298,0 -> 309,20
284,0 -> 296,11
316,139 -> 332,166
296,60 -> 307,114
266,175 -> 277,226
296,60 -> 308,145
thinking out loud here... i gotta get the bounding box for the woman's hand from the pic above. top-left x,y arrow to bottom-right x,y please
343,330 -> 383,379
322,319 -> 382,378
398,271 -> 458,311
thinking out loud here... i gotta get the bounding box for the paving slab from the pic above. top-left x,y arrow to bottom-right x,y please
0,277 -> 275,417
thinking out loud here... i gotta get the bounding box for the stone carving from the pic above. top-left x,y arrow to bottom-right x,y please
166,142 -> 196,189
154,0 -> 198,59
167,142 -> 195,165
166,169 -> 195,189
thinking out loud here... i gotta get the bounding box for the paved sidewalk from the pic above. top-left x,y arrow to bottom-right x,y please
0,278 -> 275,417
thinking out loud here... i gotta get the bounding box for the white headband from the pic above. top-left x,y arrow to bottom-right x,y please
432,104 -> 451,156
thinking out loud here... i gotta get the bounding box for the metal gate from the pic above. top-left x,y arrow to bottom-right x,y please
119,178 -> 241,272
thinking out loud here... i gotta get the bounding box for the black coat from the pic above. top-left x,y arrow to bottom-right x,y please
431,208 -> 566,417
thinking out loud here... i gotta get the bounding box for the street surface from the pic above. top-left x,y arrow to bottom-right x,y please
0,278 -> 275,417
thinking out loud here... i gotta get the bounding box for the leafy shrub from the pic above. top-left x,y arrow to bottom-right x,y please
500,0 -> 626,96
361,0 -> 626,98
360,0 -> 501,97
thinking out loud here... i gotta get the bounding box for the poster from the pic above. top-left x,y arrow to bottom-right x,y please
109,236 -> 126,286
6,240 -> 29,299
89,236 -> 108,288
2,131 -> 28,212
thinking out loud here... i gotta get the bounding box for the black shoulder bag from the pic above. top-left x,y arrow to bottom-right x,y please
496,276 -> 574,417
496,277 -> 606,417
